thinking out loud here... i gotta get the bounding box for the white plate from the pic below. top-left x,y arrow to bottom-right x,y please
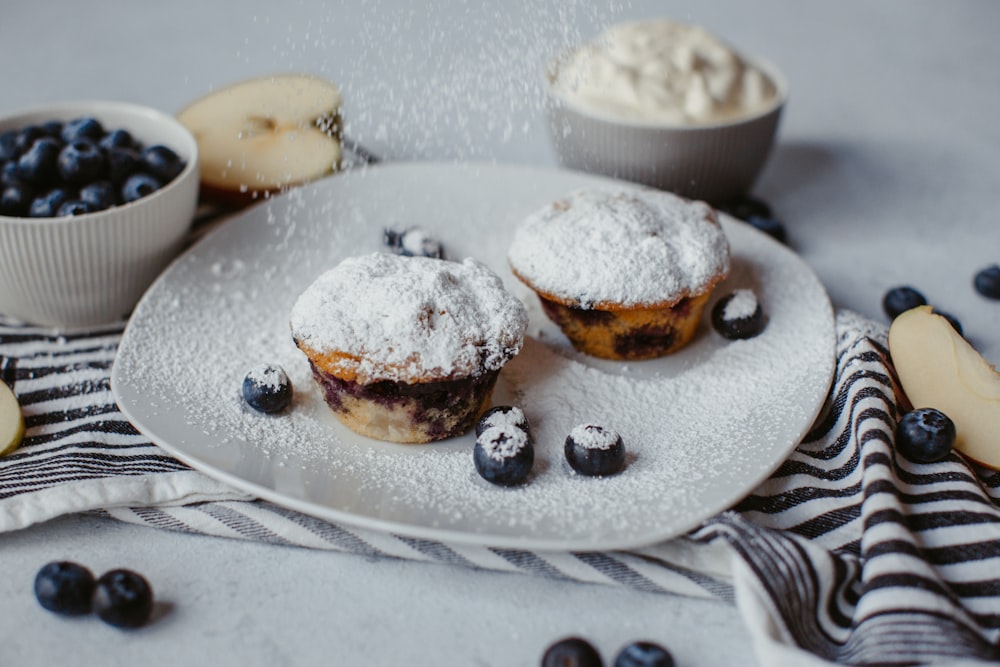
112,163 -> 835,551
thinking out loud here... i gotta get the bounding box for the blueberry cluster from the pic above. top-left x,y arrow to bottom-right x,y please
383,226 -> 445,259
0,117 -> 185,218
34,560 -> 154,628
542,636 -> 674,667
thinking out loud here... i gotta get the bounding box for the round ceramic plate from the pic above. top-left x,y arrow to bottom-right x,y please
112,162 -> 835,551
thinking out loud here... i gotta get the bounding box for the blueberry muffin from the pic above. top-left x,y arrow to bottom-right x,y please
290,252 -> 528,443
508,187 -> 729,360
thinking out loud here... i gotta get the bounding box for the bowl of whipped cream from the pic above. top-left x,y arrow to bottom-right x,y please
544,18 -> 787,204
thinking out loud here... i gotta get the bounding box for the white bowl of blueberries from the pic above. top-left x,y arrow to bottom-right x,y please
0,100 -> 199,328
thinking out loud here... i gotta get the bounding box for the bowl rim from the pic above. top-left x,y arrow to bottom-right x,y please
543,53 -> 789,131
0,99 -> 199,225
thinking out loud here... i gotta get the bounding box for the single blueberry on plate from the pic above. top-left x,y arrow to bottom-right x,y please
565,423 -> 626,477
895,408 -> 955,464
29,188 -> 74,218
79,180 -> 117,210
711,289 -> 765,340
745,215 -> 787,244
61,116 -> 104,144
882,286 -> 927,320
717,194 -> 772,221
121,173 -> 161,203
0,184 -> 33,217
93,568 -> 154,628
473,425 -> 534,487
34,561 -> 96,616
973,264 -> 1000,300
614,641 -> 674,667
16,136 -> 62,185
99,128 -> 135,152
542,637 -> 603,667
107,147 -> 143,185
57,140 -> 107,185
475,404 -> 530,438
141,144 -> 185,183
242,364 -> 293,413
383,226 -> 445,259
57,200 -> 95,217
0,130 -> 18,162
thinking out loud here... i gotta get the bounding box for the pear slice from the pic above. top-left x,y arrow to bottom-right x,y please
177,73 -> 343,203
0,380 -> 24,457
888,305 -> 1000,468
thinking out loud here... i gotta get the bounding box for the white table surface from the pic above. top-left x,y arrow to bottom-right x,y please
2,1 -> 998,665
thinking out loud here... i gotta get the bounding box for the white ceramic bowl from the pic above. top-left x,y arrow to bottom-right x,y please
0,100 -> 199,328
543,58 -> 787,204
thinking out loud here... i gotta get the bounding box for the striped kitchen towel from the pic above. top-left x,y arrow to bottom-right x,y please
1,310 -> 999,666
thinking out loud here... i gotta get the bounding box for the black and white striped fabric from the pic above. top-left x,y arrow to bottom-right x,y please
2,310 -> 999,666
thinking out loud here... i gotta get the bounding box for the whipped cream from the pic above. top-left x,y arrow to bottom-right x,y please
550,19 -> 778,125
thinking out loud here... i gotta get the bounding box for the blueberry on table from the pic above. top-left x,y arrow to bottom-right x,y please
1,185 -> 33,217
16,136 -> 62,185
141,144 -> 185,183
34,561 -> 96,616
242,364 -> 293,413
974,264 -> 1000,300
882,286 -> 927,320
120,173 -> 161,203
93,568 -> 154,628
745,215 -> 787,244
57,200 -> 95,217
542,637 -> 603,667
716,194 -> 772,221
712,289 -> 766,340
895,408 -> 956,464
474,425 -> 534,486
614,641 -> 674,667
61,116 -> 104,144
79,180 -> 117,210
565,424 -> 626,477
933,309 -> 963,337
475,404 -> 530,438
57,140 -> 107,185
99,128 -> 135,151
29,188 -> 74,218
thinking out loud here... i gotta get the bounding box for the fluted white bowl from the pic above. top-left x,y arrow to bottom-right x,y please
0,100 -> 199,328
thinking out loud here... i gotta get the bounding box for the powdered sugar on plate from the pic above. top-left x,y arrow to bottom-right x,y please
111,163 -> 834,551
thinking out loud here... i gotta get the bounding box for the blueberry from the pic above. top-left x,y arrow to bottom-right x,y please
882,286 -> 927,320
93,568 -> 154,628
474,425 -> 534,486
0,130 -> 18,162
383,226 -> 444,259
107,147 -> 143,185
895,408 -> 955,464
14,125 -> 48,154
242,363 -> 293,413
717,194 -> 772,221
57,200 -> 95,217
39,120 -> 64,139
2,160 -> 25,187
79,180 -> 117,210
1,184 -> 34,217
565,424 -> 626,477
99,128 -> 136,152
934,309 -> 963,336
29,188 -> 74,218
745,215 -> 787,244
16,136 -> 62,185
57,140 -> 107,185
121,173 -> 161,203
711,289 -> 766,340
61,116 -> 104,144
141,144 -> 185,183
542,637 -> 603,667
614,642 -> 674,667
34,561 -> 96,616
973,264 -> 1000,300
476,404 -> 529,438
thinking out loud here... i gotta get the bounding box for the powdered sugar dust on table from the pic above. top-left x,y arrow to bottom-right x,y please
111,163 -> 835,551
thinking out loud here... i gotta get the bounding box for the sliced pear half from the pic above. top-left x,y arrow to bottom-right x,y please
0,380 -> 24,457
177,73 -> 343,203
889,305 -> 1000,468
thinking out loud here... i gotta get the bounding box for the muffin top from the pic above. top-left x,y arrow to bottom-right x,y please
290,253 -> 528,384
508,187 -> 730,310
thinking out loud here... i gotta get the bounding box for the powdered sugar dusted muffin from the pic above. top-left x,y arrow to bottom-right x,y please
290,252 -> 528,443
508,187 -> 729,360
